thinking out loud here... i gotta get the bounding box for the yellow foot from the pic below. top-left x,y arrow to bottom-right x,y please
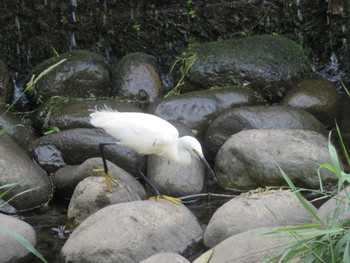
149,195 -> 182,205
93,169 -> 118,192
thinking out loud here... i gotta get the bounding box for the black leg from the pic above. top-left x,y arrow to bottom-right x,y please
98,142 -> 117,175
137,168 -> 161,197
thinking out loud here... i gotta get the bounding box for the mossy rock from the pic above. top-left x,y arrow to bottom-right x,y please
188,35 -> 312,101
26,50 -> 112,105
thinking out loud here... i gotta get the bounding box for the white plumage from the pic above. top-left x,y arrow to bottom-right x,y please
89,109 -> 207,166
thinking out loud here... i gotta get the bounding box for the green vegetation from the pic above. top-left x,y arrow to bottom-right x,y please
263,128 -> 350,262
165,51 -> 197,97
2,58 -> 66,117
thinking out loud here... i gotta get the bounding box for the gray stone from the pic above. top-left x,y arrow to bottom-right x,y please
60,200 -> 203,263
78,158 -> 147,200
27,50 -> 111,103
112,52 -> 163,102
215,129 -> 338,190
188,35 -> 311,98
140,253 -> 190,263
204,190 -> 316,248
205,105 -> 327,160
0,106 -> 38,149
67,176 -> 141,227
49,100 -> 142,131
0,213 -> 36,263
27,128 -> 145,175
147,154 -> 205,197
0,134 -> 51,210
149,88 -> 257,138
51,165 -> 81,199
281,78 -> 341,126
196,227 -> 301,263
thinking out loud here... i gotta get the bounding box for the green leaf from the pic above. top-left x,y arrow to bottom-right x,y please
336,121 -> 350,165
328,132 -> 343,181
344,240 -> 350,263
276,163 -> 323,223
0,225 -> 47,263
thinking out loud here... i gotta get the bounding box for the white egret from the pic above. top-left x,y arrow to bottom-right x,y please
89,108 -> 217,203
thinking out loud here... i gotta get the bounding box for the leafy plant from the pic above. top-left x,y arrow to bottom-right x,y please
43,126 -> 60,135
262,131 -> 350,263
0,183 -> 47,263
2,58 -> 66,117
165,51 -> 198,97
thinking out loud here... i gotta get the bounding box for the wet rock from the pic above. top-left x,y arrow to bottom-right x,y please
196,227 -> 300,263
188,35 -> 311,100
149,88 -> 257,138
0,105 -> 38,149
147,155 -> 205,197
0,213 -> 37,263
51,165 -> 80,200
205,105 -> 328,160
203,190 -> 316,247
0,59 -> 12,104
32,145 -> 66,174
112,52 -> 163,102
147,121 -> 205,197
281,78 -> 341,126
140,253 -> 190,263
0,134 -> 51,210
27,50 -> 111,104
67,176 -> 141,227
317,186 -> 350,225
77,158 -> 147,199
27,128 -> 145,175
59,200 -> 203,263
35,99 -> 141,131
215,129 -> 338,190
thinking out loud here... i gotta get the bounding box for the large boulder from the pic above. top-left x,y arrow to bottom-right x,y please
195,227 -> 302,263
59,200 -> 203,263
149,88 -> 257,138
203,190 -> 316,247
112,52 -> 163,102
27,128 -> 145,175
27,50 -> 111,104
215,129 -> 338,190
32,98 -> 142,134
0,106 -> 38,149
0,134 -> 51,210
187,35 -> 311,100
0,213 -> 37,263
139,253 -> 190,263
67,176 -> 141,227
281,78 -> 341,126
205,105 -> 327,160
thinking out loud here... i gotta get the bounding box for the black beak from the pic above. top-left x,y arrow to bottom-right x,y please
198,155 -> 218,183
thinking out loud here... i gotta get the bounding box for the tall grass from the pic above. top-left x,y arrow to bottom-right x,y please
262,130 -> 350,263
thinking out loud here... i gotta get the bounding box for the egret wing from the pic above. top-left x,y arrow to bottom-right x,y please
90,111 -> 179,155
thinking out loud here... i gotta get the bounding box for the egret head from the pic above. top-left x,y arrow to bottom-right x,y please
180,136 -> 218,183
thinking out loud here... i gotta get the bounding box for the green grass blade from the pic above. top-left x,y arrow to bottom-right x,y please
335,121 -> 350,165
0,188 -> 36,208
344,240 -> 350,263
0,225 -> 47,263
327,132 -> 343,181
261,224 -> 321,235
276,163 -> 323,223
0,183 -> 19,190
